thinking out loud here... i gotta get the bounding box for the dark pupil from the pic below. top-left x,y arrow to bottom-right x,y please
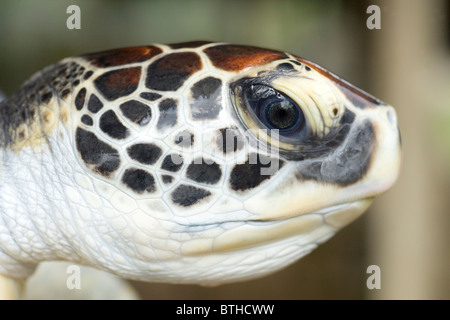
266,100 -> 297,129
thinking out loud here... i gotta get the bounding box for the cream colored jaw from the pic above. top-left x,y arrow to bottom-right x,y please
181,198 -> 373,256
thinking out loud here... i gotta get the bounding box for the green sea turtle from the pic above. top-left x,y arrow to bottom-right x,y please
0,42 -> 401,298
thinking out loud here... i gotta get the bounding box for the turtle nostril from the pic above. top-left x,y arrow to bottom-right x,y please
386,107 -> 397,127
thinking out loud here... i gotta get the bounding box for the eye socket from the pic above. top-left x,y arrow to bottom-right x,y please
241,84 -> 306,141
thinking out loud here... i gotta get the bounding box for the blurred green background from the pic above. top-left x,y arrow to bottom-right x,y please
1,0 -> 449,299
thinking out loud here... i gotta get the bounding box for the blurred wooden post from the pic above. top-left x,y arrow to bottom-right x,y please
368,0 -> 449,299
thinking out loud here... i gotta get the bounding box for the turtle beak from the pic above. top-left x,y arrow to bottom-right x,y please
334,78 -> 402,198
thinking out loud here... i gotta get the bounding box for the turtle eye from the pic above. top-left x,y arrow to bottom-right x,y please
264,99 -> 299,129
242,84 -> 306,140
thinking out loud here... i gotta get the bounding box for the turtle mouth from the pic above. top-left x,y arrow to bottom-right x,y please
180,198 -> 373,256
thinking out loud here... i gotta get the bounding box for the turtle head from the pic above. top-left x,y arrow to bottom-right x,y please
0,43 -> 401,285
70,44 -> 401,284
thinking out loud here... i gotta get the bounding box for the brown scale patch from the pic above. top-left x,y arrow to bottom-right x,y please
60,89 -> 71,99
230,154 -> 284,191
295,57 -> 385,109
75,88 -> 86,110
94,67 -> 141,101
204,45 -> 288,72
146,52 -> 202,91
76,127 -> 120,177
83,46 -> 163,68
40,92 -> 53,104
168,41 -> 212,49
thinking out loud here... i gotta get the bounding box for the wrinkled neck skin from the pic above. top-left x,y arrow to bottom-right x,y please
0,130 -> 79,278
0,91 -> 87,279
